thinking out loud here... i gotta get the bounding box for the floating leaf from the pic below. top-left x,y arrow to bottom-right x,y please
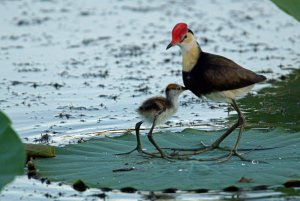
24,143 -> 56,158
34,128 -> 300,191
272,0 -> 300,22
276,186 -> 300,196
0,111 -> 26,191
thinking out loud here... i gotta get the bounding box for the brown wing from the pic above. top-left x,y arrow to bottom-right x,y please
137,97 -> 167,113
184,52 -> 266,95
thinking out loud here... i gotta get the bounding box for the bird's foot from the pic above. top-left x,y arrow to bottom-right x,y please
115,146 -> 143,155
140,152 -> 175,162
116,147 -> 174,161
169,147 -> 269,163
216,149 -> 249,163
163,142 -> 277,157
169,150 -> 250,162
163,141 -> 212,152
215,149 -> 267,163
166,142 -> 220,157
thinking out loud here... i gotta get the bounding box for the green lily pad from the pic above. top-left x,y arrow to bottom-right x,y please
272,0 -> 300,22
0,111 -> 26,191
34,128 -> 300,191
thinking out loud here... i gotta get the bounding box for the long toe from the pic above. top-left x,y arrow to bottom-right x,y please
217,150 -> 250,163
116,147 -> 156,157
169,144 -> 219,157
232,150 -> 249,161
163,142 -> 212,152
115,148 -> 138,155
140,151 -> 174,161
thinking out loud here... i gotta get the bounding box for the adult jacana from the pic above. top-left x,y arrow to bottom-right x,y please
166,23 -> 266,161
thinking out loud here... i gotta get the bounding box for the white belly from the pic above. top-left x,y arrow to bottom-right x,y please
205,85 -> 254,103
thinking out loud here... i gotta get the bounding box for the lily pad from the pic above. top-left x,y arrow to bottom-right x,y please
34,128 -> 300,191
0,111 -> 26,191
272,0 -> 300,22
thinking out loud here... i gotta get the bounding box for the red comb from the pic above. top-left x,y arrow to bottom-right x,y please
171,23 -> 188,45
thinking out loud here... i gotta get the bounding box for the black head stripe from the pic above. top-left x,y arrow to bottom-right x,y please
188,29 -> 194,35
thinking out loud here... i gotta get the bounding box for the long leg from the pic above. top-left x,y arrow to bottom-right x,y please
147,115 -> 169,159
217,99 -> 248,162
116,121 -> 153,155
116,120 -> 169,159
168,100 -> 247,160
167,119 -> 239,155
231,99 -> 245,150
211,99 -> 245,149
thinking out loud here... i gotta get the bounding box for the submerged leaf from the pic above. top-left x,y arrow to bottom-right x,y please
233,69 -> 300,131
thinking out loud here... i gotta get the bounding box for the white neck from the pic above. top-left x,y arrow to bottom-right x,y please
166,92 -> 180,108
179,33 -> 200,72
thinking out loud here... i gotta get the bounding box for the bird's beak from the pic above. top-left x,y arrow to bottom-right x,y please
166,42 -> 173,50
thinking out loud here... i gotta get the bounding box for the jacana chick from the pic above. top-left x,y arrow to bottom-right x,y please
117,83 -> 185,159
166,23 -> 266,161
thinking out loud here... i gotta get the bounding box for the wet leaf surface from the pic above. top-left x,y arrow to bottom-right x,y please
35,128 -> 300,191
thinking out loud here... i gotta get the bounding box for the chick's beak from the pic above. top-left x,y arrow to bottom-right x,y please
166,42 -> 173,50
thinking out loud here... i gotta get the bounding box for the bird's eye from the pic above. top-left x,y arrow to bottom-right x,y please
181,35 -> 188,42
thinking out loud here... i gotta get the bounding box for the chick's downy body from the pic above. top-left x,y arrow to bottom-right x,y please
137,83 -> 185,126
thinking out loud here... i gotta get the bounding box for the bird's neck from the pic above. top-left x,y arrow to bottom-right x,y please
166,93 -> 180,109
181,40 -> 201,72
